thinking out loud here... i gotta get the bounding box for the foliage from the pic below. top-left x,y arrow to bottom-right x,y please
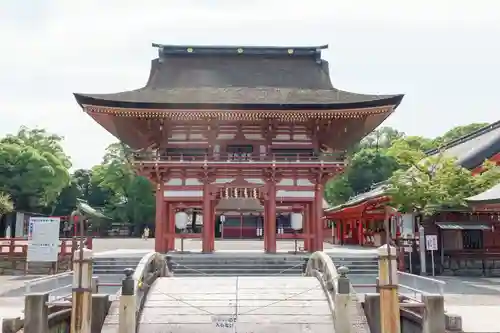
91,143 -> 155,230
388,153 -> 500,215
0,139 -> 70,211
0,192 -> 14,216
433,123 -> 489,147
325,122 -> 494,207
325,149 -> 399,204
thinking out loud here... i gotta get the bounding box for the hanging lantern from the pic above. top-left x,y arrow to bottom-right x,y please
175,211 -> 188,230
291,212 -> 303,230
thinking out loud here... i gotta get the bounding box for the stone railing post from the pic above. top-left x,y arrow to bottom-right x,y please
166,255 -> 174,277
91,294 -> 110,333
422,295 -> 445,333
301,257 -> 309,275
363,293 -> 381,333
119,268 -> 137,333
334,266 -> 352,333
92,276 -> 99,294
24,292 -> 49,333
70,247 -> 93,333
378,245 -> 400,333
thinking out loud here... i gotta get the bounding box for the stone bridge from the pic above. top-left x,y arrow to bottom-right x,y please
138,276 -> 335,332
102,251 -> 371,333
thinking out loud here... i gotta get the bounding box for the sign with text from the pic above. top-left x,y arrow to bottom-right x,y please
425,235 -> 438,251
27,217 -> 61,262
212,315 -> 237,329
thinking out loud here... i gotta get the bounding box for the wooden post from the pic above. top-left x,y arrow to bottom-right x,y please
154,183 -> 164,253
334,266 -> 352,333
377,245 -> 400,333
314,183 -> 324,252
71,247 -> 93,333
166,203 -> 176,252
24,292 -> 49,333
422,295 -> 445,333
118,268 -> 136,333
267,180 -> 277,253
202,181 -> 212,253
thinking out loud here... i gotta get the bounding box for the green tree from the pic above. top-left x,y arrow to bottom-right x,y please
0,192 -> 14,216
388,152 -> 500,215
92,143 -> 155,230
0,127 -> 71,211
325,149 -> 399,204
51,169 -> 114,216
433,123 -> 489,147
325,175 -> 354,206
0,141 -> 70,211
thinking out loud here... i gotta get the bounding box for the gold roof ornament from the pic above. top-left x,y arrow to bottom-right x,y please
187,47 -> 193,53
237,48 -> 244,54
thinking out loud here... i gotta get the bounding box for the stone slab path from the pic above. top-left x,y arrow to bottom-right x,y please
137,276 -> 334,332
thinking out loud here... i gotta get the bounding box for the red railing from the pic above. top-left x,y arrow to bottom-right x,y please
0,237 -> 93,259
133,152 -> 346,163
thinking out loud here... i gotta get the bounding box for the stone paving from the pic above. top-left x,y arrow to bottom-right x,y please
136,276 -> 334,333
91,238 -> 377,256
0,276 -> 28,324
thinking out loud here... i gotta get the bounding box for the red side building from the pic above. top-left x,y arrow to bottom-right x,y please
74,44 -> 403,253
325,120 -> 500,248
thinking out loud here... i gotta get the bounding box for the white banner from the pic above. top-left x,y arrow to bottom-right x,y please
27,217 -> 61,262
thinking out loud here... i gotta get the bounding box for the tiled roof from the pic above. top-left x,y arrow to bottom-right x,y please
466,183 -> 500,204
426,120 -> 500,170
74,44 -> 403,109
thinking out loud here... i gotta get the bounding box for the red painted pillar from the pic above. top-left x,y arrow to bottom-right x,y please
155,182 -> 165,253
358,219 -> 364,246
166,203 -> 175,251
309,200 -> 316,252
263,200 -> 268,251
314,184 -> 324,252
210,199 -> 216,252
202,182 -> 212,253
267,181 -> 277,253
303,204 -> 310,252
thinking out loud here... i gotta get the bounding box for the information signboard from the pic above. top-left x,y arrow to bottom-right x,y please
27,217 -> 61,262
425,234 -> 438,276
425,235 -> 438,251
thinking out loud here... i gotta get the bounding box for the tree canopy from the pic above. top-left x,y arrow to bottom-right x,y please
324,122 -> 499,211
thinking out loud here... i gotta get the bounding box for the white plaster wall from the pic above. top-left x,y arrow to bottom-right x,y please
164,190 -> 203,198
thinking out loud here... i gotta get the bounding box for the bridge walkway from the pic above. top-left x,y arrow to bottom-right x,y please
138,276 -> 335,332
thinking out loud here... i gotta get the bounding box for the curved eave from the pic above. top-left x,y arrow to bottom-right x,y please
325,195 -> 391,217
74,92 -> 404,111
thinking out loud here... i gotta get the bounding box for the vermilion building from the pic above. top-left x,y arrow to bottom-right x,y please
74,44 -> 403,253
325,121 -> 500,249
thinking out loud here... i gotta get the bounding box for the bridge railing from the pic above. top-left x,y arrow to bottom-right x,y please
304,251 -> 371,333
397,271 -> 445,301
100,251 -> 168,333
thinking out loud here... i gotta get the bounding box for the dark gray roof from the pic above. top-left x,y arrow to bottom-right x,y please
466,183 -> 500,205
426,120 -> 500,170
74,44 -> 403,110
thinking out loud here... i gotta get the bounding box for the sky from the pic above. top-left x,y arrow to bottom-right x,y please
1,0 -> 499,170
